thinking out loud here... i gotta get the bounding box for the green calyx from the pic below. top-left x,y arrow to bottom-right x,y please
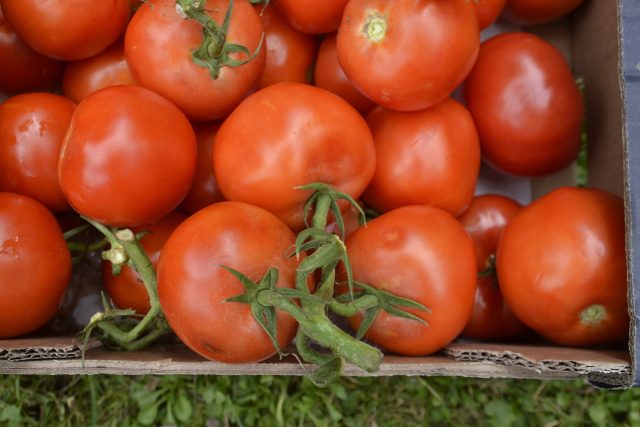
363,13 -> 387,43
580,304 -> 608,326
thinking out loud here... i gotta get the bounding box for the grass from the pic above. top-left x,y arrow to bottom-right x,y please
1,375 -> 640,426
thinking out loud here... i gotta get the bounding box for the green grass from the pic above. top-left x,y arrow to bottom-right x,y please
1,375 -> 640,426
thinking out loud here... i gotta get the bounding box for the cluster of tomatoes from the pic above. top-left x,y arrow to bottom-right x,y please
0,0 -> 630,373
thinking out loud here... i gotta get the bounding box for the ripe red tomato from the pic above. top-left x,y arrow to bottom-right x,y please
125,0 -> 265,121
337,0 -> 479,111
473,0 -> 508,29
0,92 -> 76,212
103,211 -> 186,315
157,201 -> 299,363
344,205 -> 477,356
458,194 -> 529,341
362,99 -> 480,217
503,0 -> 584,25
58,85 -> 197,227
0,192 -> 71,338
62,39 -> 136,103
313,34 -> 376,115
0,6 -> 63,95
273,0 -> 348,34
180,121 -> 225,214
497,187 -> 628,346
464,32 -> 584,177
0,0 -> 130,60
256,4 -> 317,89
213,82 -> 375,231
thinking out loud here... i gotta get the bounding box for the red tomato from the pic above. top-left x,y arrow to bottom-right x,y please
62,39 -> 135,103
256,4 -> 317,89
103,211 -> 186,315
464,33 -> 584,177
362,99 -> 480,217
497,187 -> 628,346
345,205 -> 477,356
473,0 -> 508,29
180,122 -> 225,214
503,0 -> 584,25
125,0 -> 265,121
337,0 -> 479,111
313,34 -> 376,115
273,0 -> 348,34
0,192 -> 71,338
458,194 -> 529,341
0,92 -> 75,212
0,6 -> 63,95
213,82 -> 375,231
0,0 -> 130,60
58,85 -> 197,227
157,201 -> 299,363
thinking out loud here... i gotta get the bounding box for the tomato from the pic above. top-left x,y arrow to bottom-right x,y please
213,82 -> 375,231
157,201 -> 299,363
337,0 -> 479,111
458,194 -> 529,341
497,187 -> 628,346
473,0 -> 508,30
58,85 -> 197,227
0,192 -> 71,338
273,0 -> 348,34
0,0 -> 130,61
463,32 -> 584,177
313,34 -> 376,115
180,121 -> 225,214
256,4 -> 317,89
0,6 -> 63,95
62,39 -> 135,103
344,205 -> 477,356
125,0 -> 265,121
0,92 -> 75,212
503,0 -> 584,26
103,211 -> 186,315
362,99 -> 480,217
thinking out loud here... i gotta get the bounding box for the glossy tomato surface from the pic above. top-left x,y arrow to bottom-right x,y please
473,0 -> 508,29
497,187 -> 628,346
125,0 -> 265,121
273,0 -> 348,34
458,194 -> 529,341
0,92 -> 75,212
213,82 -> 375,231
337,0 -> 479,111
157,201 -> 299,363
503,0 -> 584,25
0,0 -> 130,60
464,32 -> 584,176
362,99 -> 480,217
58,85 -> 196,227
345,205 -> 477,356
0,192 -> 71,338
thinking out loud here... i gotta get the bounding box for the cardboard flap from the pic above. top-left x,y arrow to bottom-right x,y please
0,337 -> 100,362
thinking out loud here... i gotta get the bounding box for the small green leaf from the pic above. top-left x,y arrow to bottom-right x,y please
173,390 -> 193,423
308,357 -> 344,388
137,401 -> 161,426
0,405 -> 21,423
356,308 -> 380,340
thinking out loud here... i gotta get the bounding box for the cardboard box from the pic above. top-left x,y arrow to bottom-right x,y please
1,0 -> 637,387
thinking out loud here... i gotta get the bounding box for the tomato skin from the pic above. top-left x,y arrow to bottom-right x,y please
458,194 -> 529,341
362,99 -> 480,217
62,39 -> 135,103
473,0 -> 508,29
313,34 -> 376,115
0,6 -> 63,95
157,201 -> 299,363
337,0 -> 479,112
497,187 -> 628,346
464,32 -> 584,177
125,0 -> 266,121
213,82 -> 375,231
58,85 -> 197,227
0,0 -> 130,61
103,211 -> 186,315
0,93 -> 75,212
0,192 -> 71,338
345,205 -> 477,356
273,0 -> 348,34
256,4 -> 317,89
503,0 -> 584,25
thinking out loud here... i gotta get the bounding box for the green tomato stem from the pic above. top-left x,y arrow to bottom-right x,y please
329,294 -> 379,317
